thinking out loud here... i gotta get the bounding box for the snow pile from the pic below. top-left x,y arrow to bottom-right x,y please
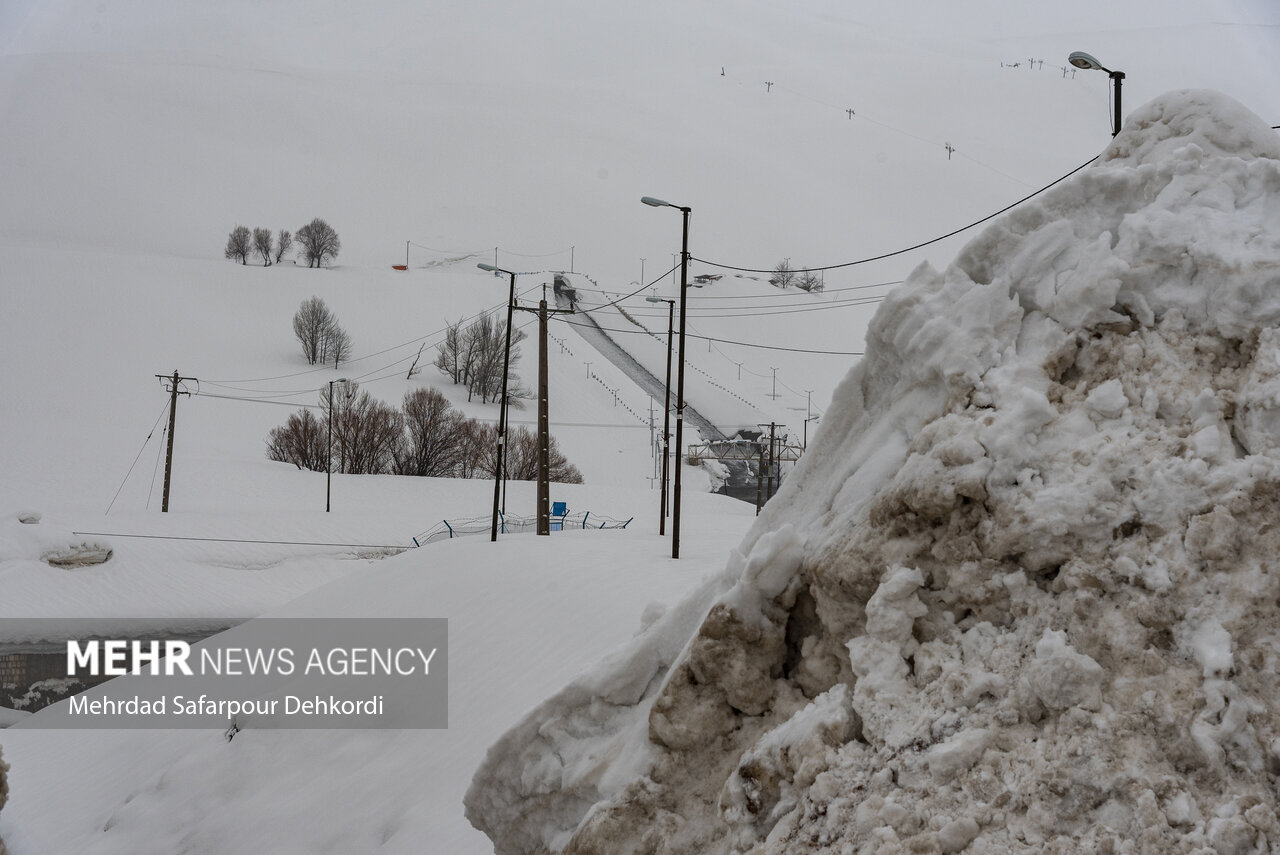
0,746 -> 7,855
466,90 -> 1280,854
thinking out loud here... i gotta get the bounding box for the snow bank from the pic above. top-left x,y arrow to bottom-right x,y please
466,90 -> 1280,854
0,746 -> 7,855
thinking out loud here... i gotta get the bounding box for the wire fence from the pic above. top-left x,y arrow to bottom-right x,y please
413,511 -> 634,545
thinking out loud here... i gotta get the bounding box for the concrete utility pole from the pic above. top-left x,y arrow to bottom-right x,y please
155,371 -> 197,513
756,443 -> 765,515
513,296 -> 572,535
767,422 -> 778,501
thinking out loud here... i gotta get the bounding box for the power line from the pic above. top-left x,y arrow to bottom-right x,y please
105,401 -> 170,514
72,531 -> 414,550
692,154 -> 1099,274
556,317 -> 862,356
623,296 -> 885,320
677,279 -> 903,300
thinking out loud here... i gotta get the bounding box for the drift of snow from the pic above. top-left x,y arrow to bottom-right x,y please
466,90 -> 1280,854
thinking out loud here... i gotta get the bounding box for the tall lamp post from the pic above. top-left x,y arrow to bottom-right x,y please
1068,51 -> 1125,137
477,262 -> 519,541
641,195 -> 691,559
645,295 -> 676,534
326,377 -> 350,512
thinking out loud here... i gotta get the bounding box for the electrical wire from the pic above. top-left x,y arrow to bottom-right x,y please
105,401 -> 170,514
555,317 -> 863,356
676,279 -> 903,300
146,424 -> 166,510
568,263 -> 681,318
72,531 -> 413,549
691,154 -> 1099,274
623,296 -> 885,320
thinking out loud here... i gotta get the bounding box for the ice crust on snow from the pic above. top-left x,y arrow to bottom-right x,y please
466,90 -> 1280,854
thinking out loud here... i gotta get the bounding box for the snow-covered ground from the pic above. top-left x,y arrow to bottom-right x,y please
1,0 -> 1278,853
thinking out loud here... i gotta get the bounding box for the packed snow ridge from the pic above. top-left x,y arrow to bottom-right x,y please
466,90 -> 1280,855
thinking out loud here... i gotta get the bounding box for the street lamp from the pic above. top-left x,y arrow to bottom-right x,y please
646,295 -> 676,534
804,415 -> 819,450
326,377 -> 350,512
1068,51 -> 1125,137
641,195 -> 691,559
477,262 -> 519,541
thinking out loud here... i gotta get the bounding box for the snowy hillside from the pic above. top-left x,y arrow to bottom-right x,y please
467,90 -> 1280,855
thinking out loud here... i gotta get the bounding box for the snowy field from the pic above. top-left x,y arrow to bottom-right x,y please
1,0 -> 1278,853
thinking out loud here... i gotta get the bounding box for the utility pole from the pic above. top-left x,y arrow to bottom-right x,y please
767,422 -> 778,502
155,371 -> 197,513
755,442 -> 765,515
513,296 -> 572,535
758,421 -> 780,508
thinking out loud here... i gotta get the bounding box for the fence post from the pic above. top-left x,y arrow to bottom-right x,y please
582,511 -> 590,529
444,520 -> 454,539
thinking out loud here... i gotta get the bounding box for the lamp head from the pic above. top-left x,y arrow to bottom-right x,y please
477,263 -> 498,272
1068,51 -> 1108,72
641,196 -> 670,208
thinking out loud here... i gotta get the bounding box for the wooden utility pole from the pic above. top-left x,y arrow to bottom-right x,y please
155,371 -> 197,513
513,294 -> 572,535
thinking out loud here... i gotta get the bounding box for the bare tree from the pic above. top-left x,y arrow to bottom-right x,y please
327,387 -> 404,475
224,225 -> 251,265
253,228 -> 274,266
434,319 -> 465,384
293,296 -> 335,365
395,388 -> 465,476
266,408 -> 327,471
504,427 -> 584,483
406,343 -> 427,379
454,419 -> 497,479
322,321 -> 352,368
436,314 -> 527,406
274,229 -> 293,264
770,259 -> 796,289
296,218 -> 341,268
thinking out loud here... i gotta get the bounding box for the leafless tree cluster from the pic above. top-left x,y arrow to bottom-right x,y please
266,385 -> 583,483
434,315 -> 529,406
224,226 -> 294,266
769,259 -> 823,292
292,296 -> 353,367
296,218 -> 341,268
